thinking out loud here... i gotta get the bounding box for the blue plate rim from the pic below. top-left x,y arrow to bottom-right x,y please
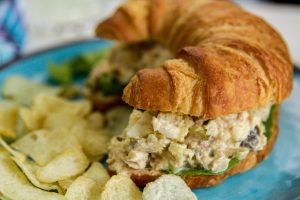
0,38 -> 102,71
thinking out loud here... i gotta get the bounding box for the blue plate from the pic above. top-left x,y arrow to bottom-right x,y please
0,39 -> 300,200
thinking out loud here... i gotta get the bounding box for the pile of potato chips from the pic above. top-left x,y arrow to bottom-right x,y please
0,76 -> 196,200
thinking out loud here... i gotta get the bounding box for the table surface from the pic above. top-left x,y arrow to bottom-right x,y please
23,0 -> 300,66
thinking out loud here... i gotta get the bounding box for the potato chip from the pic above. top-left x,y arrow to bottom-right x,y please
0,137 -> 62,193
44,112 -> 88,131
0,151 -> 65,200
0,100 -> 18,138
19,107 -> 44,131
63,162 -> 109,199
32,94 -> 91,117
105,106 -> 132,136
83,162 -> 110,186
15,116 -> 27,140
58,178 -> 77,193
101,174 -> 142,200
2,75 -> 61,106
0,194 -> 12,200
87,112 -> 105,130
12,129 -> 81,165
72,127 -> 110,161
37,147 -> 89,183
142,175 -> 197,200
65,176 -> 103,200
20,95 -> 92,132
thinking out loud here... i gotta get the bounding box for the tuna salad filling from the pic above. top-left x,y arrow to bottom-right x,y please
108,104 -> 273,174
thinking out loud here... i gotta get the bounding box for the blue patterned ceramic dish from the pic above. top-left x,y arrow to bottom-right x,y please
0,40 -> 299,200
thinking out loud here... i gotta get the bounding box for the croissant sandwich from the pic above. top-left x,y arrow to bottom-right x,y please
96,0 -> 293,188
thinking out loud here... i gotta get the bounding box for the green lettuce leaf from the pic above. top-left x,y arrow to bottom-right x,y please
263,105 -> 276,140
172,158 -> 240,176
48,49 -> 108,85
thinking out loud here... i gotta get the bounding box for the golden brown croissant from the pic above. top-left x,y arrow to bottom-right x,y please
97,0 -> 292,118
96,0 -> 293,188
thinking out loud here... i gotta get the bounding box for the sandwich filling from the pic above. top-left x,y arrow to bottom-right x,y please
108,104 -> 273,174
86,41 -> 172,96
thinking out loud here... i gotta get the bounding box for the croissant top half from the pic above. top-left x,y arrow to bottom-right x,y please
96,0 -> 293,119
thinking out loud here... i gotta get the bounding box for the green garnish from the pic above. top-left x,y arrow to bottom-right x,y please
162,105 -> 276,176
48,49 -> 108,84
96,74 -> 126,96
48,63 -> 72,84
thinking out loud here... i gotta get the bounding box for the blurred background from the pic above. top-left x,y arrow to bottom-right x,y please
0,0 -> 300,67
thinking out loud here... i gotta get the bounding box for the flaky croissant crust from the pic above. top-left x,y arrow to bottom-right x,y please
96,0 -> 293,118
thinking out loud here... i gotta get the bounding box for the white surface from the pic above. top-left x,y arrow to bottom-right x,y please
23,0 -> 123,53
24,0 -> 300,65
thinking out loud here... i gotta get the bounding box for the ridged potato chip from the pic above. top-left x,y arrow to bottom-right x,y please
142,175 -> 197,200
64,162 -> 109,200
37,147 -> 89,183
83,162 -> 110,186
0,151 -> 65,200
44,112 -> 87,131
12,129 -> 81,165
20,95 -> 92,131
87,112 -> 105,130
19,107 -> 43,131
72,127 -> 110,161
58,178 -> 76,193
0,194 -> 12,200
32,94 -> 91,117
65,176 -> 103,200
0,137 -> 62,193
0,100 -> 18,138
101,174 -> 142,200
2,76 -> 61,106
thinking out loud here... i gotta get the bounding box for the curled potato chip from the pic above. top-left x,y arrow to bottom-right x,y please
65,176 -> 103,200
12,129 -> 81,165
58,178 -> 77,193
37,147 -> 90,183
44,112 -> 88,131
72,128 -> 110,161
0,100 -> 18,138
20,107 -> 44,131
142,175 -> 197,200
64,162 -> 109,199
0,151 -> 65,200
2,76 -> 61,106
20,95 -> 92,132
0,137 -> 62,193
87,112 -> 105,130
32,94 -> 91,117
83,162 -> 110,186
0,194 -> 12,200
101,174 -> 142,200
